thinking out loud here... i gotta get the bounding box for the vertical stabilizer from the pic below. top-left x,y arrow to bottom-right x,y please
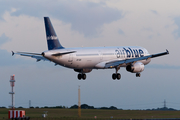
44,17 -> 64,50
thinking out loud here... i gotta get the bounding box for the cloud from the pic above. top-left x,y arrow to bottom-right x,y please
54,1 -> 123,37
0,33 -> 30,67
150,10 -> 158,15
173,16 -> 180,39
0,13 -> 46,52
118,29 -> 124,35
0,33 -> 51,67
0,0 -> 123,37
0,33 -> 11,46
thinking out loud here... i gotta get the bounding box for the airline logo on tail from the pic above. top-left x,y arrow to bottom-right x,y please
47,36 -> 58,40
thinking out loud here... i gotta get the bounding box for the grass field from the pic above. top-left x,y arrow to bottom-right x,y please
1,108 -> 180,120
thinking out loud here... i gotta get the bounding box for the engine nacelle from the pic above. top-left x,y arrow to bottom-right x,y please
74,69 -> 92,73
126,62 -> 144,73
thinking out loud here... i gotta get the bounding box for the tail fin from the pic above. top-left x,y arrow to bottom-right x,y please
44,17 -> 64,50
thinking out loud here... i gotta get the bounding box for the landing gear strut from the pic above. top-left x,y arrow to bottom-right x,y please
136,73 -> 141,77
78,73 -> 86,80
112,66 -> 121,80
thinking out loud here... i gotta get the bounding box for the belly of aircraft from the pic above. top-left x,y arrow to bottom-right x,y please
46,51 -> 151,69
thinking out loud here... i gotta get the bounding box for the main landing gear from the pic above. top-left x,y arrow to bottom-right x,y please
112,66 -> 121,80
112,73 -> 121,80
78,73 -> 86,80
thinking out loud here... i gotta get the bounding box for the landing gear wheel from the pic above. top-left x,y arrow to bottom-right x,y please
117,73 -> 121,80
78,74 -> 82,80
112,73 -> 117,80
112,66 -> 121,80
136,73 -> 141,77
82,74 -> 86,80
78,74 -> 87,80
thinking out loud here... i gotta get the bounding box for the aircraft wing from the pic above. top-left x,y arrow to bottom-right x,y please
105,49 -> 169,68
12,51 -> 49,62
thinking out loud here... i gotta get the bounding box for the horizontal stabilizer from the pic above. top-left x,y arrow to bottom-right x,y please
12,51 -> 49,61
16,52 -> 42,55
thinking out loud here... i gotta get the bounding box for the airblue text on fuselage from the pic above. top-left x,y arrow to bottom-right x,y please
115,47 -> 144,58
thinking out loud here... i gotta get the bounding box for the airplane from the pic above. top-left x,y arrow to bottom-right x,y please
12,17 -> 169,80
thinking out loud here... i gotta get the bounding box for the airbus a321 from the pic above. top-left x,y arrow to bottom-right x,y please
12,17 -> 169,80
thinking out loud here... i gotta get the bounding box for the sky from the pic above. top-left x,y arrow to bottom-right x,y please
0,0 -> 180,110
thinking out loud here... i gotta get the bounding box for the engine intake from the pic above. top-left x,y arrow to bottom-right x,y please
126,62 -> 144,73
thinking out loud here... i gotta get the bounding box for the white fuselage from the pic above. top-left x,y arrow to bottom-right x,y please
43,46 -> 151,69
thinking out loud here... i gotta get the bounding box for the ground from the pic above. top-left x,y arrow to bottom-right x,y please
1,108 -> 180,119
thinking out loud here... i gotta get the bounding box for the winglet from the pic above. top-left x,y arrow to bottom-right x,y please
166,49 -> 169,54
12,51 -> 14,56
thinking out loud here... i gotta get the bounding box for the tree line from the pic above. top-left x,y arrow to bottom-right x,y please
28,104 -> 119,110
0,104 -> 177,111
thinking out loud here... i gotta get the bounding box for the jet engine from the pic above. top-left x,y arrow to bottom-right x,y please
126,62 -> 144,73
74,69 -> 92,73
